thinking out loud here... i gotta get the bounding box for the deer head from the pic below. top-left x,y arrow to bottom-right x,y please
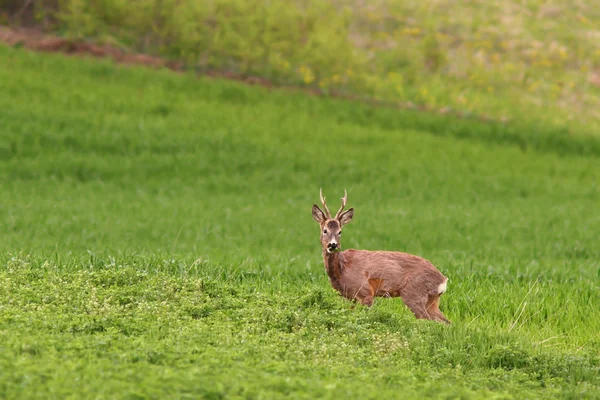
312,189 -> 354,253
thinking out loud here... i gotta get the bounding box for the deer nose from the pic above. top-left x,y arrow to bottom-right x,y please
328,242 -> 338,249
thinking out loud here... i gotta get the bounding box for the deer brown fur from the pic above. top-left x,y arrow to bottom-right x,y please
312,189 -> 450,324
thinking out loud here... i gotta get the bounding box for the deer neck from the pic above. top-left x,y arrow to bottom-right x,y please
322,249 -> 344,280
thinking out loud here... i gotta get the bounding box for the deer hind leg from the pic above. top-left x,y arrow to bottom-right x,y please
401,293 -> 432,320
426,295 -> 451,325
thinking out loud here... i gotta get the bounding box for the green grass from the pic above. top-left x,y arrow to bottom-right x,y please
1,46 -> 600,399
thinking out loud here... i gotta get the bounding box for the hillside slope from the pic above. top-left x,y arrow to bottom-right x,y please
0,46 -> 599,398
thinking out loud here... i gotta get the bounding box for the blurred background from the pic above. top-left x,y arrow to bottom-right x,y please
2,0 -> 599,135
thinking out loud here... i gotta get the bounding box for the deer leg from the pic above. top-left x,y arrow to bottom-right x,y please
402,295 -> 432,320
353,284 -> 374,307
360,295 -> 374,307
426,295 -> 451,325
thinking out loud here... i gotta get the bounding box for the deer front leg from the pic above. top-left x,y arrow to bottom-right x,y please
353,284 -> 374,307
359,295 -> 374,307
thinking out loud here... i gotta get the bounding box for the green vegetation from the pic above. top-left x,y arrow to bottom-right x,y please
1,46 -> 600,398
3,0 -> 600,135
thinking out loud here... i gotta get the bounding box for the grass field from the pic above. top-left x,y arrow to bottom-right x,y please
1,45 -> 600,399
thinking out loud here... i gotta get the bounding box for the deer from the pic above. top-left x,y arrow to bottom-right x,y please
312,189 -> 450,324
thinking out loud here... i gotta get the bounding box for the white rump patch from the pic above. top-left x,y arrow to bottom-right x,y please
438,279 -> 448,294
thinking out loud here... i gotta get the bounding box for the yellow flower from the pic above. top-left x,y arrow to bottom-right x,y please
536,59 -> 552,67
578,15 -> 590,25
401,27 -> 421,36
528,82 -> 539,91
558,49 -> 568,60
300,65 -> 315,84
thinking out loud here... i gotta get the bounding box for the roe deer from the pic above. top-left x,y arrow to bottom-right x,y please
312,189 -> 450,324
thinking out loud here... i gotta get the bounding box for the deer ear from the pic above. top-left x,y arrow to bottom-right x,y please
338,208 -> 354,226
312,204 -> 326,223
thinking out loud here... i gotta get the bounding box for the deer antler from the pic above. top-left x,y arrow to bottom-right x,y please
335,189 -> 348,220
319,188 -> 332,218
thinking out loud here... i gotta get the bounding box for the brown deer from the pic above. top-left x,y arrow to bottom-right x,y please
312,189 -> 450,324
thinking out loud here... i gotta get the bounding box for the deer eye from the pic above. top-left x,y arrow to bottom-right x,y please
323,229 -> 328,234
339,231 -> 342,235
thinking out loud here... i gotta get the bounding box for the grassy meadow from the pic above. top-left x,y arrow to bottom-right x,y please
1,45 -> 600,398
